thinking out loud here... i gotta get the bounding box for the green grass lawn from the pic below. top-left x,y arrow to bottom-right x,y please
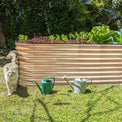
0,56 -> 122,122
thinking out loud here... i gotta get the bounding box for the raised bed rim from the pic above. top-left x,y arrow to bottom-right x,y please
15,42 -> 122,45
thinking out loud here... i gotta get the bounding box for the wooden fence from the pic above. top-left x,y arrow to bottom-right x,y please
16,43 -> 122,86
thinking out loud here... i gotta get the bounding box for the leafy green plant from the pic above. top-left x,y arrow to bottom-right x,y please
75,32 -> 80,41
111,31 -> 122,44
49,34 -> 55,43
61,34 -> 68,43
56,34 -> 60,43
79,32 -> 90,40
69,33 -> 75,40
18,34 -> 28,42
90,26 -> 114,44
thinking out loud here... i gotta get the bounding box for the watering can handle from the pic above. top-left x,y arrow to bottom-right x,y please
86,78 -> 92,87
44,77 -> 55,88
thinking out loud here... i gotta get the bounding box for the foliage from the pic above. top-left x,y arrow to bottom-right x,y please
79,32 -> 90,40
61,34 -> 68,43
18,27 -> 122,44
18,31 -> 93,44
0,0 -> 121,48
90,26 -> 114,44
75,32 -> 80,41
55,35 -> 61,43
18,35 -> 28,42
0,0 -> 90,48
69,33 -> 76,40
111,30 -> 122,44
86,0 -> 121,29
49,35 -> 55,43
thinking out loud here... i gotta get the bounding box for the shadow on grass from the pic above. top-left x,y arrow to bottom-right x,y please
52,90 -> 59,94
30,102 -> 37,122
68,88 -> 92,94
68,89 -> 73,92
81,86 -> 120,122
53,102 -> 70,105
94,86 -> 115,93
85,89 -> 92,94
30,102 -> 48,122
30,99 -> 50,122
107,96 -> 121,106
60,93 -> 70,96
37,99 -> 54,122
15,85 -> 29,98
38,90 -> 59,95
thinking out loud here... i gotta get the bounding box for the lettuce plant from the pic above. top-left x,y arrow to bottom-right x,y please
111,30 -> 122,44
90,26 -> 114,44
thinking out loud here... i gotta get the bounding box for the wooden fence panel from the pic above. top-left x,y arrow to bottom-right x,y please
16,43 -> 122,86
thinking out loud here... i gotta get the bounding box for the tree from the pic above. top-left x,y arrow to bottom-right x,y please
0,0 -> 121,49
0,0 -> 90,48
88,0 -> 122,30
0,21 -> 6,47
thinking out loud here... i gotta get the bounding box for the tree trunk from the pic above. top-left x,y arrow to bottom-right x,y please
0,21 -> 6,47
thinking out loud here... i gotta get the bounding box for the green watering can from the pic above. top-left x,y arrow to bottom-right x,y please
33,77 -> 55,94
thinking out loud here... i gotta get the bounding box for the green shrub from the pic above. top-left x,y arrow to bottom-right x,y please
90,26 -> 114,44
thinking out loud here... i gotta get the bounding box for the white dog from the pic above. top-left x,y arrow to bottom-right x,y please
3,50 -> 18,96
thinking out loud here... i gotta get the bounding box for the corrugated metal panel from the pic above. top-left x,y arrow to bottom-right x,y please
16,43 -> 122,86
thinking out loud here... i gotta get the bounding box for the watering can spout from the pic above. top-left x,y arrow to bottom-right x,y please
33,80 -> 42,93
62,75 -> 92,94
62,75 -> 74,90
